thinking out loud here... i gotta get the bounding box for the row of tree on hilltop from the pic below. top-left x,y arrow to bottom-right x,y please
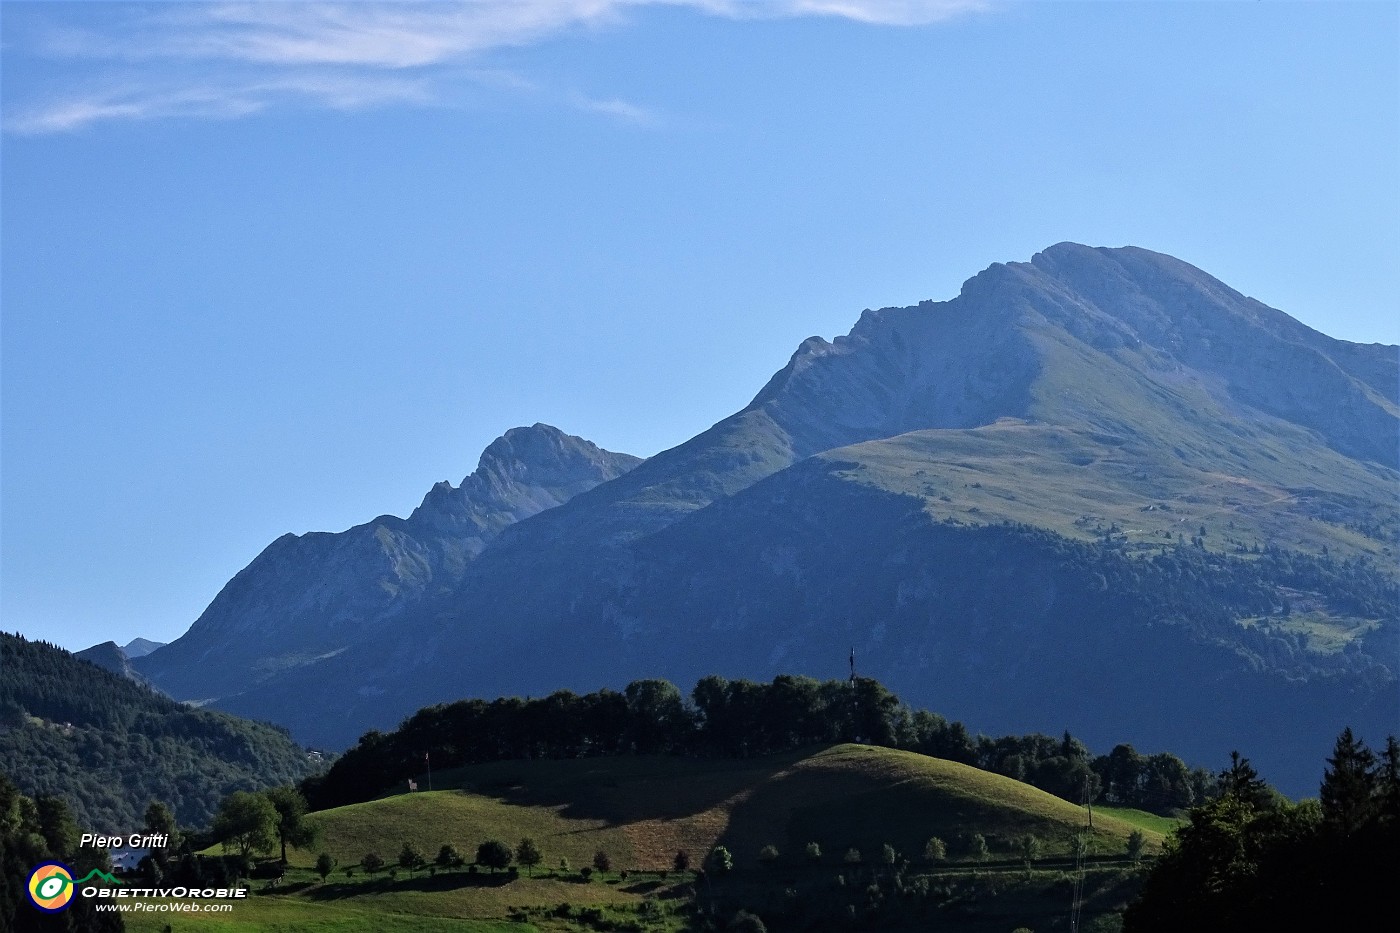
304,673 -> 1217,814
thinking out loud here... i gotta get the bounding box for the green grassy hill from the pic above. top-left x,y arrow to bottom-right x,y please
306,744 -> 1156,873
162,744 -> 1161,932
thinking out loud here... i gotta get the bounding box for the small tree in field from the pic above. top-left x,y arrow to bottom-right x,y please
843,847 -> 862,865
805,842 -> 822,864
592,849 -> 612,873
436,844 -> 460,871
362,852 -> 385,876
315,852 -> 336,881
1126,829 -> 1146,865
399,842 -> 425,874
264,786 -> 318,866
759,844 -> 780,866
970,834 -> 989,862
881,843 -> 897,867
477,840 -> 512,873
212,791 -> 277,861
673,849 -> 691,873
923,837 -> 946,863
517,838 -> 542,876
1019,834 -> 1042,868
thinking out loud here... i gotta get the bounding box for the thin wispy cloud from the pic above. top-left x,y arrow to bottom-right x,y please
7,74 -> 436,135
7,1 -> 990,134
567,91 -> 660,125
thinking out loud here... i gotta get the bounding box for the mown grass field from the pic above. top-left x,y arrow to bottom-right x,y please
1092,805 -> 1183,837
120,895 -> 537,933
166,744 -> 1162,931
302,744 -> 1158,874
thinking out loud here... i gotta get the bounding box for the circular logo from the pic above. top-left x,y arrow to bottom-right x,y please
27,862 -> 76,913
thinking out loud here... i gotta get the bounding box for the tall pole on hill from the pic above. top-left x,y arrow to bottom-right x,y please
847,646 -> 859,743
425,751 -> 432,792
1069,772 -> 1092,932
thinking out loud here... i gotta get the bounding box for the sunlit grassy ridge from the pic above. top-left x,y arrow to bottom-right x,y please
832,420 -> 1395,571
1091,805 -> 1184,837
302,744 -> 1159,874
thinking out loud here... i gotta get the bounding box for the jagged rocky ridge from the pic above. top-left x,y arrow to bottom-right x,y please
136,424 -> 641,701
137,244 -> 1399,795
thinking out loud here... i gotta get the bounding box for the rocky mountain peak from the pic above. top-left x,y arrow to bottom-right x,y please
135,424 -> 640,701
473,423 -> 640,490
409,424 -> 641,532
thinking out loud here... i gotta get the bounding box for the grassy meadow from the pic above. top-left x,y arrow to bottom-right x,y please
151,744 -> 1162,931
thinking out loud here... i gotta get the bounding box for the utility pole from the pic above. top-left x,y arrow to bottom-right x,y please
1070,772 -> 1092,932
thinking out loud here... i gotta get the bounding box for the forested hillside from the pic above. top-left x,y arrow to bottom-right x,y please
0,633 -> 321,832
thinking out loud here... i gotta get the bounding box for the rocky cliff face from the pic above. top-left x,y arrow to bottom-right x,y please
139,244 -> 1398,794
135,424 -> 640,700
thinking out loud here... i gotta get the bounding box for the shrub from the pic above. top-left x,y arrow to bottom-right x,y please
844,847 -> 862,865
1126,829 -> 1146,864
923,837 -> 947,863
759,844 -> 780,865
673,849 -> 691,872
806,842 -> 822,863
1019,834 -> 1042,866
970,833 -> 989,861
709,845 -> 734,874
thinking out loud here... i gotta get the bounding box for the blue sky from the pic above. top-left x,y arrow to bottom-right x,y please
3,1 -> 1397,652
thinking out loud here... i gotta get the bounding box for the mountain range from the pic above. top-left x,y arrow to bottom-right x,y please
132,243 -> 1398,795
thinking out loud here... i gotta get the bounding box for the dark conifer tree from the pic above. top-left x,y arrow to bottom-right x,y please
1319,727 -> 1377,836
1219,750 -> 1273,810
1378,735 -> 1400,824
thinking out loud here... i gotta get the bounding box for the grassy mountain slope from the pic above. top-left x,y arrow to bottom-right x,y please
301,745 -> 1154,874
149,745 -> 1154,932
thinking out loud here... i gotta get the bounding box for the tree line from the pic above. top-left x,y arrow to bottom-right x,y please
304,673 -> 1215,814
1125,728 -> 1400,931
